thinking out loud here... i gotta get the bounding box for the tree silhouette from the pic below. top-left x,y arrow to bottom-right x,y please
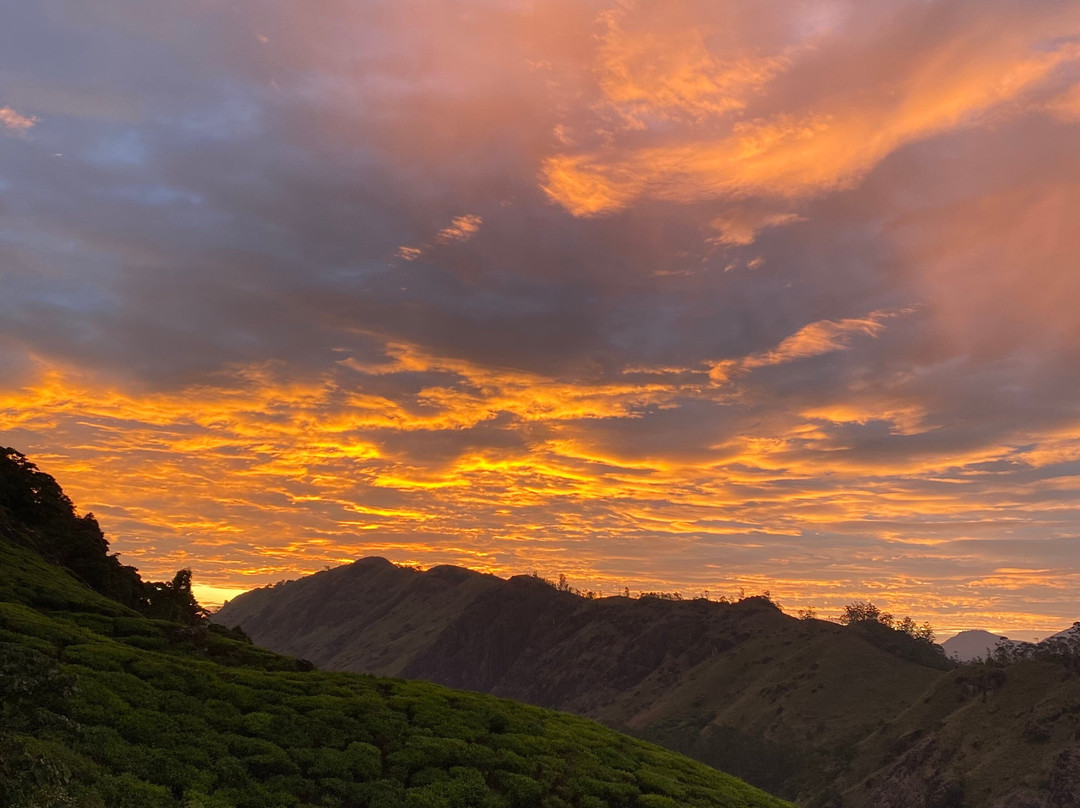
145,568 -> 208,625
838,601 -> 893,627
1,447 -> 208,625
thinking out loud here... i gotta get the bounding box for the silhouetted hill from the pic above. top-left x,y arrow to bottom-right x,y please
215,561 -> 940,802
0,450 -> 793,808
217,557 -> 505,673
217,559 -> 1080,807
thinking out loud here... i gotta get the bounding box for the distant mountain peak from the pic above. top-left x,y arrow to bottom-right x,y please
941,629 -> 1027,662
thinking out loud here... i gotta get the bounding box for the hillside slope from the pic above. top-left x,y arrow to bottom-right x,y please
217,561 -> 1080,808
841,658 -> 1080,807
216,561 -> 950,802
0,451 -> 794,808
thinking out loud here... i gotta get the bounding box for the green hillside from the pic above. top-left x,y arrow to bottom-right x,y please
214,557 -> 953,801
0,449 -> 794,808
215,557 -> 1080,807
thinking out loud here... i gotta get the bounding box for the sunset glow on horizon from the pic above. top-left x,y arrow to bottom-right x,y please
2,0 -> 1080,639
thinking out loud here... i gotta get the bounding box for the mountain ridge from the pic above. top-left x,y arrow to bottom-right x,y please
216,558 -> 953,802
216,556 -> 1080,808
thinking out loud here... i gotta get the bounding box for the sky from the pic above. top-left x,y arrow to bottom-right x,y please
2,0 -> 1079,639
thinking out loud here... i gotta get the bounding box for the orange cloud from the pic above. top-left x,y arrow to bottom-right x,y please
709,210 -> 803,246
6,331 -> 1078,632
436,214 -> 483,243
0,106 -> 38,132
708,309 -> 902,381
395,245 -> 423,261
800,402 -> 930,437
594,2 -> 792,128
542,9 -> 1080,214
395,214 -> 484,261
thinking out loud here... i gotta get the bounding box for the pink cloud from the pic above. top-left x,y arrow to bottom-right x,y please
0,106 -> 38,132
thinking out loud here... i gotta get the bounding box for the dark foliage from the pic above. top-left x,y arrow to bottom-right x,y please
0,448 -> 205,625
988,623 -> 1080,674
838,601 -> 949,670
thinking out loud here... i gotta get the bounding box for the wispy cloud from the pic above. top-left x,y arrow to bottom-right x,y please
396,215 -> 484,261
436,214 -> 483,244
709,210 -> 803,247
708,309 -> 903,381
